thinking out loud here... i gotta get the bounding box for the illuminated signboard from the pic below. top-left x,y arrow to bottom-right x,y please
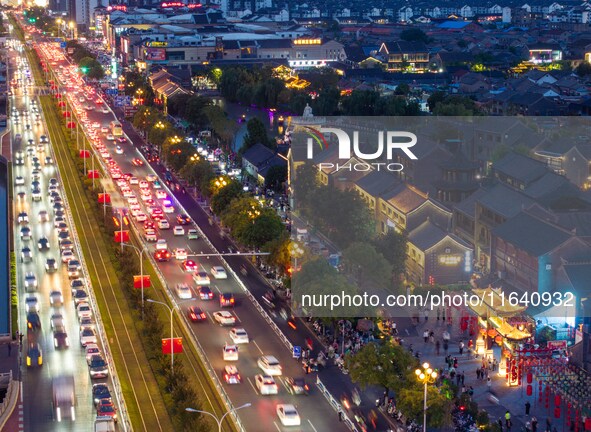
160,2 -> 183,7
147,41 -> 168,47
293,38 -> 322,45
187,3 -> 203,7
438,255 -> 461,265
107,5 -> 127,11
144,48 -> 166,61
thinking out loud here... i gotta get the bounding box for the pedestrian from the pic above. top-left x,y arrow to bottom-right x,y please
477,368 -> 481,380
525,422 -> 532,432
505,411 -> 511,428
435,340 -> 440,355
456,373 -> 461,386
443,341 -> 449,354
437,307 -> 441,321
532,417 -> 538,432
525,401 -> 531,416
424,309 -> 429,322
19,333 -> 23,347
461,372 -> 465,385
423,329 -> 429,343
338,411 -> 344,422
546,418 -> 552,432
7,342 -> 11,357
487,376 -> 492,391
498,418 -> 504,431
459,341 -> 465,355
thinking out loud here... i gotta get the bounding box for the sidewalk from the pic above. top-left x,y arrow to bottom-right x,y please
0,341 -> 23,432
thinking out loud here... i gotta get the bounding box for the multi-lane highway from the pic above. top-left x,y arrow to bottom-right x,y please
36,39 -> 352,432
8,39 -> 121,431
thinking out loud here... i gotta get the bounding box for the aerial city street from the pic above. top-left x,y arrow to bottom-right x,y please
0,0 -> 590,431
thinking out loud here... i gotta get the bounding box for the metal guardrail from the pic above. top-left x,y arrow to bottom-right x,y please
39,70 -> 132,431
0,374 -> 18,423
316,376 -> 359,432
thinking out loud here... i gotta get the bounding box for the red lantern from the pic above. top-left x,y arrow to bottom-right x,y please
555,395 -> 561,406
526,385 -> 532,396
584,417 -> 591,431
554,407 -> 560,419
487,328 -> 497,337
527,373 -> 533,384
495,335 -> 503,345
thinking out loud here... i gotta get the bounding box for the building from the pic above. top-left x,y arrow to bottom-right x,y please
242,143 -> 287,185
528,43 -> 563,63
378,41 -> 430,72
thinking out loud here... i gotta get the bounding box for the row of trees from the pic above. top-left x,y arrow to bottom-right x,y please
65,40 -> 104,79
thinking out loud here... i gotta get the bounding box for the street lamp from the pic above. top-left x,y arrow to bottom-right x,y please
147,298 -> 193,374
68,21 -> 75,39
185,403 -> 252,432
121,242 -> 149,320
415,362 -> 438,432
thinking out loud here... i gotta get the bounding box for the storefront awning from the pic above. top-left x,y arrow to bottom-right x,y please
471,286 -> 528,317
489,316 -> 531,340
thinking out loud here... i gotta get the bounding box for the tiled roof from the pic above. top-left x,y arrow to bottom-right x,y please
492,212 -> 572,256
242,143 -> 276,168
408,219 -> 447,250
355,170 -> 400,197
492,153 -> 548,185
477,183 -> 536,219
382,184 -> 428,214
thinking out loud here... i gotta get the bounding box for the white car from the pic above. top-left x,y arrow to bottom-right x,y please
38,210 -> 49,222
115,146 -> 124,154
158,219 -> 170,230
155,239 -> 167,250
77,303 -> 93,320
276,404 -> 301,427
61,249 -> 75,263
255,374 -> 278,395
223,344 -> 239,361
229,328 -> 249,344
50,313 -> 65,329
139,180 -> 149,189
49,290 -> 64,306
129,177 -> 139,185
80,327 -> 97,346
155,190 -> 167,199
174,248 -> 187,260
193,272 -> 210,286
85,344 -> 101,363
25,296 -> 39,313
162,203 -> 174,213
106,134 -> 115,141
175,283 -> 192,300
15,176 -> 25,185
173,226 -> 185,236
257,355 -> 282,376
211,266 -> 228,279
223,365 -> 241,384
145,229 -> 157,242
213,311 -> 236,326
134,211 -> 147,222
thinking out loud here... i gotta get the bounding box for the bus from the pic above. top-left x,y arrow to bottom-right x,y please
110,121 -> 123,137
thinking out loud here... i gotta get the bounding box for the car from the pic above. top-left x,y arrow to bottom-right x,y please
61,249 -> 75,263
25,295 -> 39,313
176,214 -> 191,225
219,293 -> 235,308
100,126 -> 109,133
27,311 -> 41,331
38,210 -> 49,222
59,239 -> 74,252
183,260 -> 198,273
129,177 -> 139,185
45,258 -> 57,273
257,355 -> 282,376
15,175 -> 25,185
115,146 -> 123,154
50,313 -> 65,329
173,225 -> 185,236
154,238 -> 168,251
49,290 -> 63,306
134,211 -> 147,222
276,404 -> 301,427
153,180 -> 162,189
67,260 -> 81,278
73,289 -> 89,305
77,303 -> 93,320
162,201 -> 174,213
20,226 -> 32,241
97,399 -> 117,422
198,286 -> 214,300
38,237 -> 50,251
31,188 -> 42,201
285,377 -> 310,395
255,374 -> 278,395
223,344 -> 239,361
174,248 -> 187,260
188,229 -> 199,240
26,343 -> 43,367
17,190 -> 26,201
45,156 -> 54,165
80,327 -> 98,346
70,279 -> 85,293
155,190 -> 167,200
144,229 -> 157,242
157,219 -> 170,230
154,249 -> 171,262
131,158 -> 144,166
175,283 -> 192,299
211,266 -> 228,280
193,272 -> 210,286
223,365 -> 241,384
106,134 -> 115,141
80,316 -> 95,329
92,383 -> 111,405
188,306 -> 206,322
146,174 -> 157,182
17,212 -> 29,225
229,328 -> 249,344
139,180 -> 149,189
88,354 -> 109,379
53,326 -> 69,349
24,272 -> 37,290
213,311 -> 236,326
40,135 -> 49,143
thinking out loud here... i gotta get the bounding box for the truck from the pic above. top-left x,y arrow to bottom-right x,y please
52,375 -> 76,422
95,416 -> 116,432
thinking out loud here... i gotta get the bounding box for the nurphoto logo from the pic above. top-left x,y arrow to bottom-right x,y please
304,126 -> 418,172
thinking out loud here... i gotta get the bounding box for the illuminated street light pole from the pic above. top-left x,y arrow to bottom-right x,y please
415,362 -> 438,432
185,403 -> 252,432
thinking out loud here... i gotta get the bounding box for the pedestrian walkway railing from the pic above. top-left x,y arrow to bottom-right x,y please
0,372 -> 18,428
316,376 -> 359,432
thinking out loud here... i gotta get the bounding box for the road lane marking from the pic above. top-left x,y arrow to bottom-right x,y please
252,340 -> 265,355
308,419 -> 318,432
273,421 -> 282,431
206,311 -> 215,324
246,376 -> 258,394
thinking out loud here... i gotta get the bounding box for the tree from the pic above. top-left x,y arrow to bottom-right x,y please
179,160 -> 214,195
342,242 -> 392,288
264,165 -> 287,192
242,118 -> 272,150
394,83 -> 410,96
427,91 -> 446,112
202,105 -> 237,148
312,86 -> 340,115
133,106 -> 160,134
575,62 -> 591,77
240,209 -> 285,248
165,141 -> 193,172
167,93 -> 192,117
397,385 -> 453,428
400,28 -> 431,44
345,342 -> 417,393
372,231 -> 408,278
185,96 -> 210,128
210,180 -> 244,214
263,233 -> 292,274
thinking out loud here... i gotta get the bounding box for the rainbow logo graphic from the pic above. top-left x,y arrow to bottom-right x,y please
304,126 -> 328,158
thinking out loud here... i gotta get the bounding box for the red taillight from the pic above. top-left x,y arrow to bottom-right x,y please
190,313 -> 196,319
200,313 -> 206,318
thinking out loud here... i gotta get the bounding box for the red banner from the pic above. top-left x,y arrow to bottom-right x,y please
133,275 -> 151,289
98,193 -> 110,204
162,338 -> 183,354
79,150 -> 90,158
67,121 -> 76,129
114,231 -> 129,243
88,170 -> 99,179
